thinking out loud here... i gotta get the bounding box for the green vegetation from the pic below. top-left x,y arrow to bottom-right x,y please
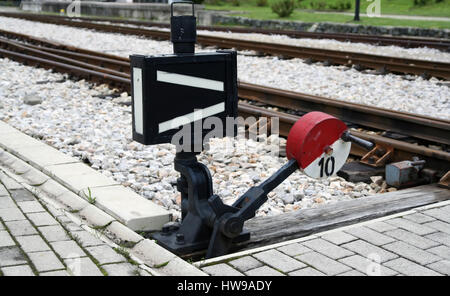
84,187 -> 97,205
0,0 -> 21,7
271,0 -> 295,17
205,0 -> 450,28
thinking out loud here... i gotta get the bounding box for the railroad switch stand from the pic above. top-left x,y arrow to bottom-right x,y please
130,2 -> 374,259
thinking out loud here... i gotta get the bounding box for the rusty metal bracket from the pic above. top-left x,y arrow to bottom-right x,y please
360,144 -> 394,167
438,171 -> 450,189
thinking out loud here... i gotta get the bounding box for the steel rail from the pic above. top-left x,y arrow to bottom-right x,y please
0,37 -> 130,79
237,83 -> 450,145
1,12 -> 449,80
0,48 -> 130,90
1,28 -> 448,146
0,36 -> 448,172
238,102 -> 450,173
1,12 -> 449,51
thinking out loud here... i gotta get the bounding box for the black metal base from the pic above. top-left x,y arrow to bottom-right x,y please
152,229 -> 250,256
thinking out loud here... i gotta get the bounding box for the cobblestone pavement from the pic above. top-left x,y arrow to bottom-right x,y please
198,201 -> 450,276
0,168 -> 151,276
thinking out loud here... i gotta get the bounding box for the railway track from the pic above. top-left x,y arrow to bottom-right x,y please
1,12 -> 450,80
0,29 -> 449,174
1,11 -> 449,52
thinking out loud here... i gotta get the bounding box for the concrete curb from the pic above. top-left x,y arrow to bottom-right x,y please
0,120 -> 206,275
0,120 -> 170,231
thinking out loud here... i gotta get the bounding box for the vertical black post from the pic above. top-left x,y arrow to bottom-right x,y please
170,1 -> 197,54
354,0 -> 361,21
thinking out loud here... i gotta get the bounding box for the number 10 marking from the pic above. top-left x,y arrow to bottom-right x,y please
318,156 -> 335,177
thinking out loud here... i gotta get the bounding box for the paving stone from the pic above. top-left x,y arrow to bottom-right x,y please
385,229 -> 440,249
245,266 -> 285,276
423,220 -> 450,235
17,201 -> 45,214
85,245 -> 126,265
253,249 -> 306,273
288,267 -> 325,276
18,144 -> 78,169
384,258 -> 442,276
155,256 -> 206,276
403,213 -> 435,224
422,208 -> 450,223
1,264 -> 35,276
341,240 -> 398,263
62,222 -> 83,232
425,232 -> 450,247
38,225 -> 70,242
70,230 -> 105,247
56,190 -> 89,212
339,254 -> 397,276
9,189 -> 35,202
228,256 -> 263,272
344,226 -> 396,246
0,223 -> 4,231
104,221 -> 143,246
45,203 -> 65,218
5,220 -> 38,236
65,256 -> 103,276
427,260 -> 450,275
16,235 -> 50,253
102,263 -> 139,276
0,208 -> 26,221
427,245 -> 450,260
383,241 -> 441,265
301,238 -> 354,259
386,218 -> 437,236
28,251 -> 64,272
0,174 -> 22,190
0,184 -> 8,196
201,263 -> 244,276
365,221 -> 397,233
51,240 -> 86,259
79,185 -> 170,231
296,252 -> 352,276
35,179 -> 69,199
20,167 -> 50,186
40,270 -> 70,276
27,212 -> 59,226
0,246 -> 27,267
277,243 -> 312,257
337,270 -> 366,276
0,230 -> 15,247
8,158 -> 31,175
440,205 -> 450,212
132,239 -> 176,268
0,196 -> 16,209
321,231 -> 357,245
47,162 -> 118,192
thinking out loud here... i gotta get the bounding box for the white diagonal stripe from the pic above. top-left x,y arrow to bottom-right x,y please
157,71 -> 224,91
158,102 -> 225,133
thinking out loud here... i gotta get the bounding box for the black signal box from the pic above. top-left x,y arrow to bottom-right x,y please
130,51 -> 238,147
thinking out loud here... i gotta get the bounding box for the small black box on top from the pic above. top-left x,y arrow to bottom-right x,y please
130,51 -> 238,148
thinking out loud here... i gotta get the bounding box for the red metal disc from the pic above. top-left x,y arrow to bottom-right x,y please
286,112 -> 350,178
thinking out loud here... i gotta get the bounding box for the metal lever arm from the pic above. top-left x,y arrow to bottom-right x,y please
341,130 -> 375,151
233,159 -> 299,220
205,159 -> 299,258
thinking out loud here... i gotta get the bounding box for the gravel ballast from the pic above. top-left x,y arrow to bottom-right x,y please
0,58 -> 383,221
0,16 -> 448,120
